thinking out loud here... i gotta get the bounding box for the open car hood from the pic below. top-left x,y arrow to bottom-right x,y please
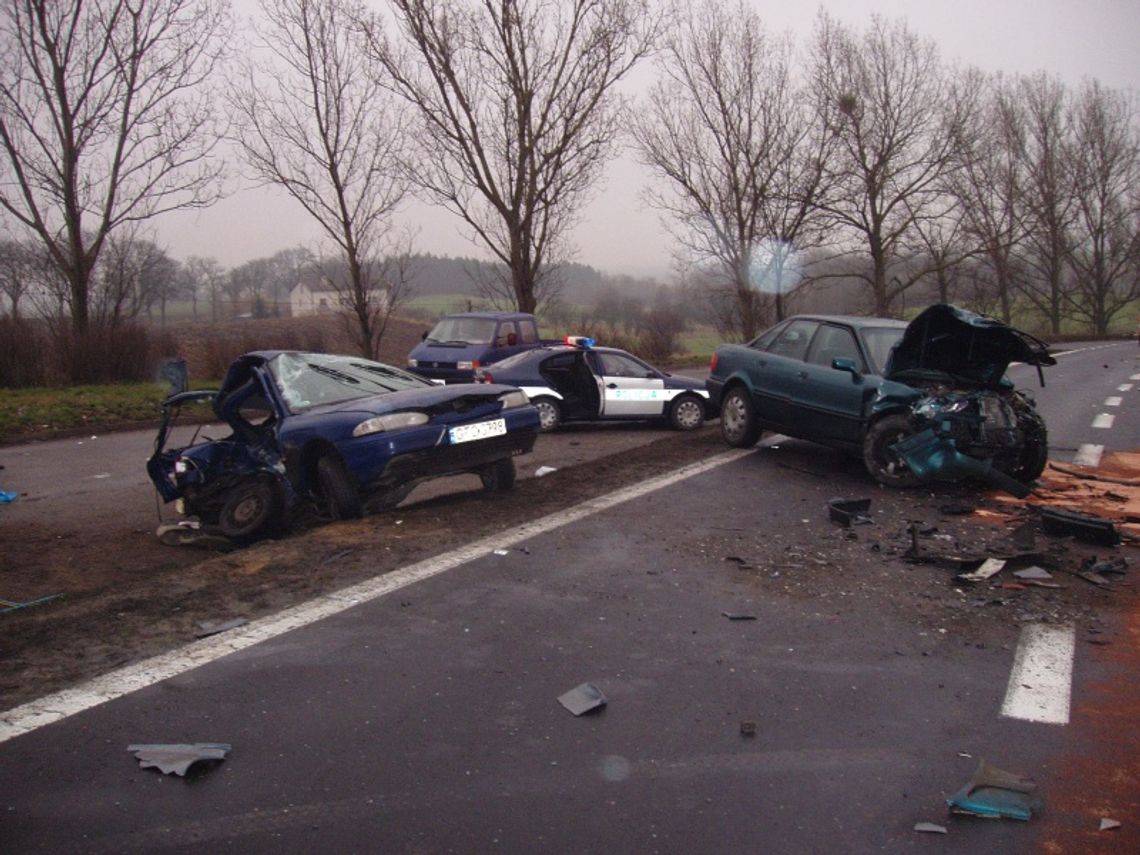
886,304 -> 1056,385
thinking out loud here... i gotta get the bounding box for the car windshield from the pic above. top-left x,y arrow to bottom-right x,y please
860,327 -> 906,375
425,317 -> 498,344
269,353 -> 432,412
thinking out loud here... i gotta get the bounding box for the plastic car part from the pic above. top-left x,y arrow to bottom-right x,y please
128,743 -> 231,777
218,477 -> 281,539
1040,507 -> 1120,546
479,457 -> 516,492
557,682 -> 607,716
862,414 -> 922,488
317,454 -> 363,520
532,397 -> 562,432
828,498 -> 872,526
892,428 -> 1032,498
669,395 -> 705,431
720,387 -> 762,448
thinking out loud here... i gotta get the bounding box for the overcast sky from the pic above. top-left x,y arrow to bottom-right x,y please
159,0 -> 1140,279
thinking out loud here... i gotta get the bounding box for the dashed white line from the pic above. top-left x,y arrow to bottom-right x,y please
1092,413 -> 1116,429
1001,624 -> 1075,725
0,448 -> 753,744
1073,444 -> 1104,467
1105,396 -> 1123,407
1117,383 -> 1133,392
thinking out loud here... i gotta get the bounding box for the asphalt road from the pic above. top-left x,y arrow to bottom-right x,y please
1,342 -> 1138,851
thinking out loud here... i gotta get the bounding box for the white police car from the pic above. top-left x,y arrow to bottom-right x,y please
475,337 -> 714,432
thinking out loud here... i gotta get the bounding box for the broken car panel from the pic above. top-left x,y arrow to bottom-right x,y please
148,351 -> 540,540
706,304 -> 1054,493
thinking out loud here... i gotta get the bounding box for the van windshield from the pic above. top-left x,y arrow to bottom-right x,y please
425,317 -> 498,345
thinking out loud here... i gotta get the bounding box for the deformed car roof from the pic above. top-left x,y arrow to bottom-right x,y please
887,304 -> 1056,385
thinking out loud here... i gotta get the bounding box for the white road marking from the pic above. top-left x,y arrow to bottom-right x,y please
1001,624 -> 1075,725
1073,444 -> 1104,467
1117,383 -> 1133,392
1131,374 -> 1140,381
0,448 -> 753,744
1092,413 -> 1116,429
1105,396 -> 1123,407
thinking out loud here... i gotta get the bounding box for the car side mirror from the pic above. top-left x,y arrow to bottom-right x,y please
832,357 -> 862,380
421,330 -> 429,341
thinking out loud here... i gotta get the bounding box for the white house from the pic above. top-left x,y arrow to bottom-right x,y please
289,279 -> 342,317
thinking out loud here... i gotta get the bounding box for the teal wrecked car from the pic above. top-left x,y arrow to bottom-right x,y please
706,304 -> 1056,495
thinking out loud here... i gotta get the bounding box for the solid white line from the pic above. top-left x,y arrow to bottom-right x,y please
0,449 -> 754,744
1001,624 -> 1075,725
1105,396 -> 1123,407
1092,413 -> 1116,429
1072,444 -> 1104,467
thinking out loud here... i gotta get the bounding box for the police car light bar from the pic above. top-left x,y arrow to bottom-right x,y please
564,335 -> 596,348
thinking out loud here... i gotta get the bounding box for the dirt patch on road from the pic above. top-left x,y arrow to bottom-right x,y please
2,430 -> 1136,711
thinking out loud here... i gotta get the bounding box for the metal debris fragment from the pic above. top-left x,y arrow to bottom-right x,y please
128,743 -> 231,776
1099,818 -> 1121,831
956,558 -> 1006,583
1013,566 -> 1053,580
557,683 -> 607,716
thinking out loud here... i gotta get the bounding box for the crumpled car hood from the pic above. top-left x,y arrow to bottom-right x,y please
886,304 -> 1056,386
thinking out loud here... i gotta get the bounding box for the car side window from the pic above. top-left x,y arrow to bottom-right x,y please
496,321 -> 518,347
766,320 -> 819,362
519,320 -> 538,344
597,353 -> 648,378
806,324 -> 864,371
750,322 -> 786,350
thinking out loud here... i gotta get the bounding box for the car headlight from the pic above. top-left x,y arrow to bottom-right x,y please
174,458 -> 191,474
914,396 -> 970,420
407,358 -> 419,368
498,390 -> 530,409
353,412 -> 430,437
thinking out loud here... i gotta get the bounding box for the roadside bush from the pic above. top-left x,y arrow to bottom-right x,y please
0,317 -> 48,387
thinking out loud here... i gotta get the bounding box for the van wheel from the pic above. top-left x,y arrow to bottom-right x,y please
317,454 -> 362,520
669,395 -> 706,431
862,415 -> 922,488
720,388 -> 761,448
533,398 -> 562,432
480,457 -> 516,492
218,478 -> 280,540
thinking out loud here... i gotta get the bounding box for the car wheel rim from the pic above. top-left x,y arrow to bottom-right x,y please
724,396 -> 746,439
676,400 -> 702,429
537,403 -> 557,430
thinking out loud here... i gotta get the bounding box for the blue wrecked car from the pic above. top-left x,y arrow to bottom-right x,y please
707,304 -> 1056,495
148,351 -> 540,540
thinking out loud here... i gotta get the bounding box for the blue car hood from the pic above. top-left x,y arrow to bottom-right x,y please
886,304 -> 1056,386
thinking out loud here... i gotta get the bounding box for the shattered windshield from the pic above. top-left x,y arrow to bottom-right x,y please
425,317 -> 498,345
269,353 -> 432,412
860,327 -> 906,376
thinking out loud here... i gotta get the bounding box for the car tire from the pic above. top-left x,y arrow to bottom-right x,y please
532,397 -> 562,432
720,387 -> 762,448
1007,414 -> 1049,483
862,414 -> 922,488
669,395 -> 706,431
317,454 -> 363,520
218,477 -> 280,540
480,457 -> 517,492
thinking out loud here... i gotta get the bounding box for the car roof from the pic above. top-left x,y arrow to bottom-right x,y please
781,314 -> 909,329
441,311 -> 533,320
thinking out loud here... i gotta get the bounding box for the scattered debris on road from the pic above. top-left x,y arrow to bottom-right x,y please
721,612 -> 757,621
127,743 -> 231,777
828,497 -> 872,527
946,758 -> 1037,821
535,466 -> 558,477
1,593 -> 62,614
913,822 -> 948,834
194,618 -> 247,639
739,720 -> 756,736
1040,508 -> 1120,546
557,682 -> 606,716
956,558 -> 1007,583
1099,818 -> 1122,831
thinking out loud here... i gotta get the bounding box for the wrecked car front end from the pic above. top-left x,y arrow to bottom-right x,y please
863,305 -> 1055,494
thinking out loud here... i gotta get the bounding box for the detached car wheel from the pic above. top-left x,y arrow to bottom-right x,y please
533,398 -> 562,432
317,454 -> 363,520
862,414 -> 923,488
218,478 -> 281,540
720,388 -> 762,448
480,457 -> 517,492
669,395 -> 705,431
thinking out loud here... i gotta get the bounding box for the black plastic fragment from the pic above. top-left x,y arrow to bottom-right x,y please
828,498 -> 872,526
1040,508 -> 1120,546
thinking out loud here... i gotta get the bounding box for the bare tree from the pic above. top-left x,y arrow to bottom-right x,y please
1066,80 -> 1140,334
808,13 -> 968,316
182,255 -> 228,321
1015,72 -> 1078,334
0,237 -> 37,318
89,231 -> 177,327
368,0 -> 658,314
231,0 -> 413,358
0,0 -> 229,337
633,0 -> 830,339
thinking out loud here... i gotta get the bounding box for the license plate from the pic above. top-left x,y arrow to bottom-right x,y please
449,418 -> 506,444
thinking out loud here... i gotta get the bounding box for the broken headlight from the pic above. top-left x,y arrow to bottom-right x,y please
353,411 -> 431,437
913,395 -> 971,421
497,390 -> 530,409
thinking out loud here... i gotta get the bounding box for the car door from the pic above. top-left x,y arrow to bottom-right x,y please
750,319 -> 820,427
590,351 -> 666,417
783,322 -> 869,445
